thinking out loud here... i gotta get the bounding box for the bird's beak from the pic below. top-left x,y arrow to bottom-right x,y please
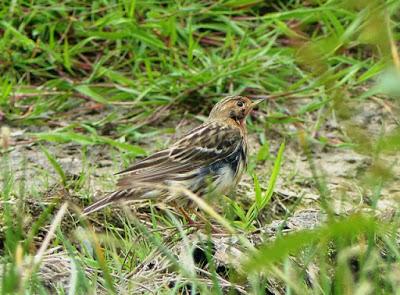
250,98 -> 264,108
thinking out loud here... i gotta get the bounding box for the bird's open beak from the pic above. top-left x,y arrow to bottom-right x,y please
250,98 -> 264,108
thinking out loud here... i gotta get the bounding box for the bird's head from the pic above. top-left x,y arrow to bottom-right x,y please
208,96 -> 263,125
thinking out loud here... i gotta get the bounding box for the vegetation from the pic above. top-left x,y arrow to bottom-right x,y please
1,0 -> 399,293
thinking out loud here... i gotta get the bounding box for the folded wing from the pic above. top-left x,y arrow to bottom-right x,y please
116,121 -> 243,187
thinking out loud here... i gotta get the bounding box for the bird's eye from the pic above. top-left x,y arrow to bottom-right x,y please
237,101 -> 244,107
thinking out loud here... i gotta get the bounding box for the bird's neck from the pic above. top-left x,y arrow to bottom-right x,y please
213,117 -> 247,135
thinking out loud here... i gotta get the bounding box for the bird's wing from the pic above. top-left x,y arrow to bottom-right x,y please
83,122 -> 243,215
115,121 -> 243,187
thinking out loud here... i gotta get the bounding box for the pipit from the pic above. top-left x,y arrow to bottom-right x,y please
83,96 -> 262,215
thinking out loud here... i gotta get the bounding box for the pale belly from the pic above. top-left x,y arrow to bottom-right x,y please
213,159 -> 245,195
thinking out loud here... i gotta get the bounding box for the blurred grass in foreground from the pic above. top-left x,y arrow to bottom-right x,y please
1,0 -> 400,293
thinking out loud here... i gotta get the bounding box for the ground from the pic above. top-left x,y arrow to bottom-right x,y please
1,95 -> 399,293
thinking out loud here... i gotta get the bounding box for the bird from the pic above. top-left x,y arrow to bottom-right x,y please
83,96 -> 263,215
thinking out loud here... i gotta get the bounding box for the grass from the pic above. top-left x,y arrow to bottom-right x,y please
1,0 -> 400,293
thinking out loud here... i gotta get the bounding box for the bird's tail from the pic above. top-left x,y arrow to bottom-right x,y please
82,189 -> 132,216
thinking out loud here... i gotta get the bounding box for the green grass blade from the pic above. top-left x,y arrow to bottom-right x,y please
40,145 -> 67,186
246,142 -> 285,226
260,141 -> 285,209
244,214 -> 379,272
75,85 -> 110,104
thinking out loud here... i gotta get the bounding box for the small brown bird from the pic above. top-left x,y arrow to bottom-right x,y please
83,96 -> 262,215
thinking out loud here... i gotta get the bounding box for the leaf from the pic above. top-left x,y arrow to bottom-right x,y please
379,129 -> 400,151
63,38 -> 73,73
297,100 -> 328,115
357,60 -> 385,82
375,68 -> 400,97
129,29 -> 166,50
34,132 -> 95,145
102,68 -> 136,86
260,142 -> 285,210
246,230 -> 317,268
227,198 -> 247,223
99,136 -> 146,155
1,21 -> 35,50
33,131 -> 146,156
0,77 -> 12,105
224,0 -> 263,8
256,141 -> 270,162
243,214 -> 378,272
40,145 -> 67,186
245,142 -> 285,228
75,85 -> 110,104
253,174 -> 262,209
88,27 -> 166,50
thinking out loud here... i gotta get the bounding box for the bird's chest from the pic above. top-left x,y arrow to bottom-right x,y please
213,165 -> 236,194
213,145 -> 247,194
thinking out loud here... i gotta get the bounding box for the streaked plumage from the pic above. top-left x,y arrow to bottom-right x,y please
83,96 -> 262,215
